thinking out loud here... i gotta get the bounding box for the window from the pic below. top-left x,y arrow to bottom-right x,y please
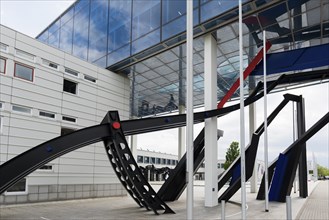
0,116 -> 3,134
12,105 -> 32,114
61,127 -> 75,136
0,102 -> 3,109
15,49 -> 35,61
144,156 -> 150,163
63,79 -> 77,94
64,68 -> 79,77
5,178 -> 27,195
14,63 -> 34,82
0,43 -> 8,52
39,111 -> 55,119
137,155 -> 144,163
0,57 -> 6,73
62,116 -> 76,123
42,59 -> 58,70
151,157 -> 156,164
156,158 -> 161,164
84,75 -> 96,83
161,158 -> 166,165
166,159 -> 171,165
38,165 -> 53,171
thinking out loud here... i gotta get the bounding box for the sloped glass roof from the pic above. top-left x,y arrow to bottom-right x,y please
127,0 -> 329,117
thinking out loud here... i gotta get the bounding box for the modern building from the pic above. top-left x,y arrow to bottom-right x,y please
1,0 -> 328,207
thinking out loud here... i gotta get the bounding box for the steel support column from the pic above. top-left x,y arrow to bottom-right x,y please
297,98 -> 308,198
204,33 -> 218,207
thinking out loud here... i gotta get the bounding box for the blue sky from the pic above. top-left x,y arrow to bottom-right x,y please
1,0 -> 328,168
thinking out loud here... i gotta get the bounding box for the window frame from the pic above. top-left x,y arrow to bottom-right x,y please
0,116 -> 3,134
39,110 -> 56,119
83,74 -> 97,83
14,62 -> 34,82
12,105 -> 32,115
62,115 -> 77,123
64,67 -> 79,77
63,78 -> 78,95
37,164 -> 54,172
15,49 -> 35,62
41,59 -> 59,70
5,178 -> 28,195
0,57 -> 6,74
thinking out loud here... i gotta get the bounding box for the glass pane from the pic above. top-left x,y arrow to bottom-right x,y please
0,58 -> 5,73
73,2 -> 90,60
61,6 -> 74,25
201,0 -> 239,23
108,0 -> 131,52
162,0 -> 186,24
15,64 -> 33,81
7,178 -> 26,192
107,45 -> 130,66
88,0 -> 109,62
132,0 -> 161,40
37,30 -> 48,43
48,29 -> 60,48
132,29 -> 160,54
60,19 -> 73,53
75,0 -> 89,14
48,19 -> 60,35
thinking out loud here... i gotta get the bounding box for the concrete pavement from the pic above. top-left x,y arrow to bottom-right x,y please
0,180 -> 326,219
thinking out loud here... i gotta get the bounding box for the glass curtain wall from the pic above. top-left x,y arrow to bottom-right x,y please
37,0 -> 254,69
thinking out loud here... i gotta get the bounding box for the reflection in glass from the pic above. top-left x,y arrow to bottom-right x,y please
132,30 -> 160,54
107,44 -> 130,66
15,63 -> 33,81
38,30 -> 48,43
48,30 -> 60,48
48,19 -> 60,35
162,0 -> 199,40
108,0 -> 131,53
61,6 -> 74,25
75,0 -> 89,15
88,0 -> 109,62
60,19 -> 73,53
73,2 -> 90,60
201,0 -> 239,23
132,0 -> 161,40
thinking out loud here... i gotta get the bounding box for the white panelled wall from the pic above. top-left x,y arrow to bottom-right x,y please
0,25 -> 130,204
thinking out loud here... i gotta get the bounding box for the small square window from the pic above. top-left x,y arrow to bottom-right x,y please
144,156 -> 150,163
12,105 -> 32,114
137,155 -> 144,163
63,79 -> 77,94
62,116 -> 76,123
0,57 -> 6,73
42,59 -> 58,70
14,63 -> 34,82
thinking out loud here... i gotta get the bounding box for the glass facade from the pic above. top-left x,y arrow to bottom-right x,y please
36,0 -> 326,118
37,0 -> 253,69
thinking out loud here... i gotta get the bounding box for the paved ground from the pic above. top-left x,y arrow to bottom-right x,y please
0,181 -> 326,219
296,181 -> 329,219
